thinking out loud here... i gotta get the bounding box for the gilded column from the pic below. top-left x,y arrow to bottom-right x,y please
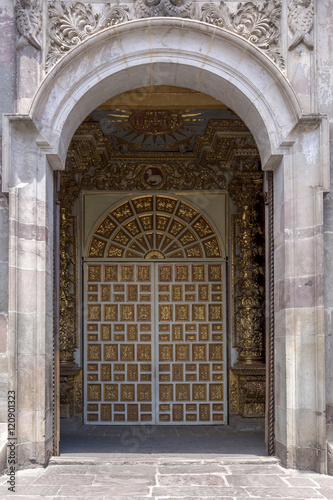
229,172 -> 266,418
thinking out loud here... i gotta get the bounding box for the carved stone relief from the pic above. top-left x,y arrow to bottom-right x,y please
201,0 -> 284,68
16,0 -> 42,50
46,1 -> 130,70
134,0 -> 197,19
17,0 -> 316,67
288,0 -> 314,51
44,1 -> 284,72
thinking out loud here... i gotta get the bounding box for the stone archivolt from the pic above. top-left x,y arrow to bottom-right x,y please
41,0 -> 284,71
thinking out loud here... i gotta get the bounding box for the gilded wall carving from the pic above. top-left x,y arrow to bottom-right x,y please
229,172 -> 265,363
228,171 -> 266,419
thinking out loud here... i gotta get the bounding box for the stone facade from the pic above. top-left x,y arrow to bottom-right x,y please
0,0 -> 333,475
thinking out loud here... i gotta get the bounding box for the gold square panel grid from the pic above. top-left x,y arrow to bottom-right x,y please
84,262 -> 226,424
156,263 -> 226,424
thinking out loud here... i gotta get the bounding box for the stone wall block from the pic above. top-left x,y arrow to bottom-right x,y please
274,335 -> 286,408
276,274 -> 323,312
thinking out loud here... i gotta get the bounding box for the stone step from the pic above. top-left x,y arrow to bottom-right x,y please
49,455 -> 280,466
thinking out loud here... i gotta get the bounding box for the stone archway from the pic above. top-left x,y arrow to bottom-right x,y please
2,18 -> 329,472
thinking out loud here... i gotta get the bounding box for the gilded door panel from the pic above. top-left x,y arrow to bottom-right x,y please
84,263 -> 154,424
156,262 -> 226,424
84,261 -> 226,424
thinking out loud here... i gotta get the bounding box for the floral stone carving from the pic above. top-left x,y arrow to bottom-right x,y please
135,0 -> 197,19
45,0 -> 285,72
201,0 -> 284,69
46,1 -> 130,71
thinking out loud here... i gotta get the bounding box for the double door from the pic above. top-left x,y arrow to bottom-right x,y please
84,261 -> 226,424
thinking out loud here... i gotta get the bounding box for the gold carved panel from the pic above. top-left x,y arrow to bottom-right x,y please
85,260 -> 226,424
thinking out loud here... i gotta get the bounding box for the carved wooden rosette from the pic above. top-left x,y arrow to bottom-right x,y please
229,172 -> 265,418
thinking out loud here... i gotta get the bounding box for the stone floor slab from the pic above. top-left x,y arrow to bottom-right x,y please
1,454 -> 333,499
226,464 -> 287,475
157,473 -> 226,486
152,486 -> 249,496
31,473 -> 95,486
283,477 -> 318,486
245,486 -> 325,498
158,464 -> 228,474
226,474 -> 286,487
58,485 -> 151,496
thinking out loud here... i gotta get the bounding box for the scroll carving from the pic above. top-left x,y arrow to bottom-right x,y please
201,0 -> 284,69
16,0 -> 42,50
134,0 -> 196,19
46,1 -> 130,71
288,0 -> 314,51
45,0 -> 285,71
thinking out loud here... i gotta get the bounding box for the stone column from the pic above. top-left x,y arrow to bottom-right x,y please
274,118 -> 328,473
4,116 -> 56,468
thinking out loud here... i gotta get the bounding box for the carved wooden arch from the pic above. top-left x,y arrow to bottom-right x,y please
87,195 -> 224,260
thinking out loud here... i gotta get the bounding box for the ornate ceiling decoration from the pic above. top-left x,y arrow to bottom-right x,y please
95,108 -> 208,152
67,117 -> 259,165
43,1 -> 284,72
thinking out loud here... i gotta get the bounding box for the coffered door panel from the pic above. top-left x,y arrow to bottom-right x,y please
84,263 -> 155,424
156,263 -> 227,424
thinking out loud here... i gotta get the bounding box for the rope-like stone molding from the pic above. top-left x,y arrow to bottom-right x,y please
44,0 -> 285,72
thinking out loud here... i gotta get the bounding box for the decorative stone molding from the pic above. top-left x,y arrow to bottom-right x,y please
201,0 -> 284,69
46,0 -> 284,72
46,1 -> 130,71
288,0 -> 314,51
16,0 -> 42,50
135,0 -> 197,19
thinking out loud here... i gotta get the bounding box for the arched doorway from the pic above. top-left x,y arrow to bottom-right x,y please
57,89 -> 268,438
3,18 -> 328,472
